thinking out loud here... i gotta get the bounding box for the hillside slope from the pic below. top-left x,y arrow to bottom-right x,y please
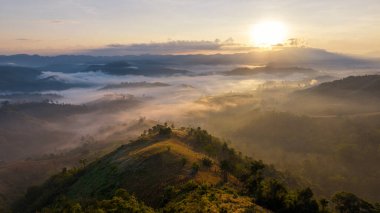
303,75 -> 380,99
0,65 -> 80,92
286,75 -> 380,115
13,125 -> 380,213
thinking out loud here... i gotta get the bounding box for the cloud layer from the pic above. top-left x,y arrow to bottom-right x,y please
82,39 -> 254,56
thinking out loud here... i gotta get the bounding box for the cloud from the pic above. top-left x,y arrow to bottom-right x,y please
15,38 -> 30,41
81,39 -> 254,56
50,20 -> 65,24
51,19 -> 80,24
80,38 -> 308,56
33,19 -> 80,25
15,38 -> 40,42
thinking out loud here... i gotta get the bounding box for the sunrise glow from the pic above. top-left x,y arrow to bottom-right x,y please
251,21 -> 288,47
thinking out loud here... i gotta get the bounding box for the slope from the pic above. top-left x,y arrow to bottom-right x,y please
15,124 -> 377,213
14,125 -> 273,212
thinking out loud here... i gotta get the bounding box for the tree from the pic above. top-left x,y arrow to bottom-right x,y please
181,157 -> 187,167
191,163 -> 200,175
257,179 -> 287,212
320,198 -> 329,213
79,158 -> 88,168
201,157 -> 213,169
332,192 -> 376,213
291,188 -> 319,213
158,126 -> 172,137
246,161 -> 265,196
250,160 -> 265,175
220,160 -> 230,182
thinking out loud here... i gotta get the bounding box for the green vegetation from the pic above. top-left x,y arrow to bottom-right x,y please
13,125 -> 380,212
39,189 -> 154,213
304,75 -> 380,99
162,182 -> 263,213
331,192 -> 380,213
0,194 -> 10,213
201,108 -> 380,202
244,164 -> 319,212
201,157 -> 213,168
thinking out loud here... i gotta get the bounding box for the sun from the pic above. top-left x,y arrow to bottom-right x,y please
250,21 -> 288,48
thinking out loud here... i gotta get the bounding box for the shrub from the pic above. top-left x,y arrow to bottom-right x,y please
201,157 -> 213,168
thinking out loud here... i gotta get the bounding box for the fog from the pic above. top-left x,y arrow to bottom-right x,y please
2,64 -> 379,156
1,62 -> 380,205
12,64 -> 380,139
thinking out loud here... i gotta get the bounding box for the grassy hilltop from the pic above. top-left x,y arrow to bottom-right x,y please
13,124 -> 380,213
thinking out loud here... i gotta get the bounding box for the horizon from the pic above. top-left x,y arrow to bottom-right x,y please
0,46 -> 377,60
1,1 -> 380,212
1,0 -> 380,57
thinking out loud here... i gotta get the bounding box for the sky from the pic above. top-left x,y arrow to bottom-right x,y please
0,0 -> 380,56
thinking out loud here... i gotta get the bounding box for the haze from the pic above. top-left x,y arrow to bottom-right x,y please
1,0 -> 380,56
1,0 -> 380,212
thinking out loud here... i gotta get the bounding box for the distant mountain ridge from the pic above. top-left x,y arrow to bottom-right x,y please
224,64 -> 317,76
84,61 -> 190,76
0,48 -> 378,71
100,81 -> 170,90
0,65 -> 81,92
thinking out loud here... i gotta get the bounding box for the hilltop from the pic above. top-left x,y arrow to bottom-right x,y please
14,125 -> 264,212
12,124 -> 380,213
13,124 -> 321,213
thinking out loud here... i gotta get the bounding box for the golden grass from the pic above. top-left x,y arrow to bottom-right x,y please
129,139 -> 205,166
119,138 -> 224,185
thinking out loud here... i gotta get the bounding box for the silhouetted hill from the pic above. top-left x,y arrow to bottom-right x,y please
224,64 -> 317,76
303,75 -> 380,99
0,93 -> 62,103
0,102 -> 89,161
0,65 -> 81,92
1,47 -> 378,70
100,81 -> 170,90
84,61 -> 190,76
285,75 -> 380,114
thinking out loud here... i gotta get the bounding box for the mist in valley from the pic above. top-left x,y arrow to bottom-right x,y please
1,48 -> 380,212
3,0 -> 380,211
